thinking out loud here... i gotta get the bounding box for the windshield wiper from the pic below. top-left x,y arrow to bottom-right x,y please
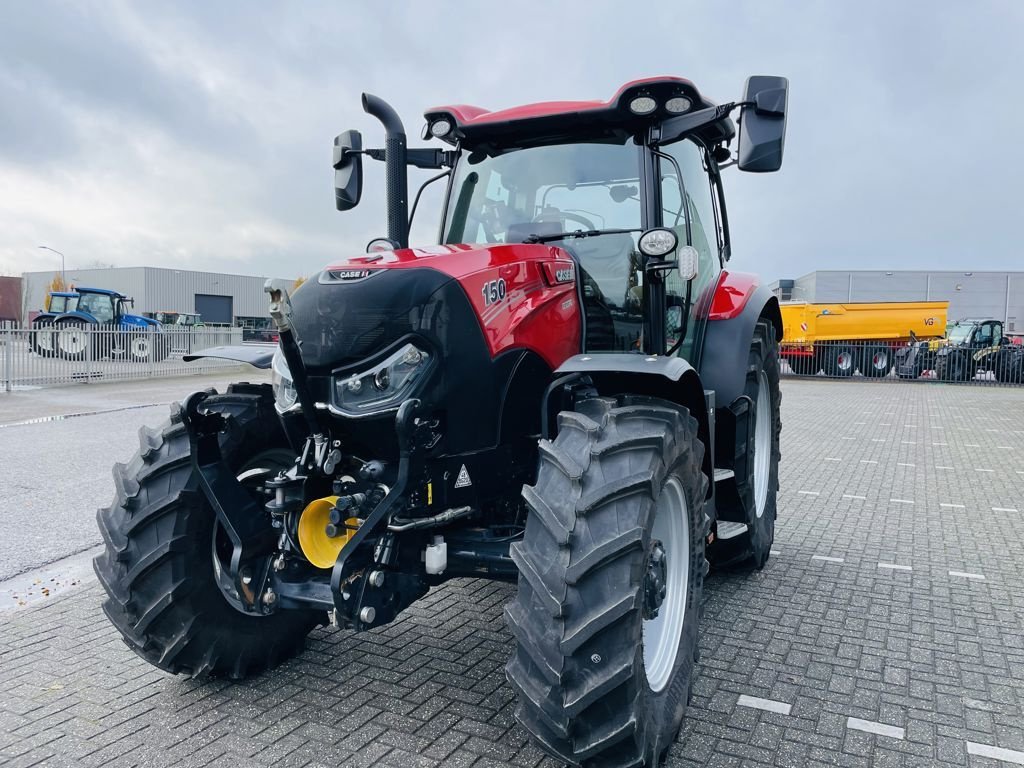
522,227 -> 640,244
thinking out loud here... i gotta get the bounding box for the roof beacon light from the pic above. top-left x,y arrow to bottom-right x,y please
628,95 -> 658,116
665,96 -> 692,114
429,118 -> 453,138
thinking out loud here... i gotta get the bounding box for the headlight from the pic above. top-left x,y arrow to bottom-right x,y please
271,350 -> 298,412
333,341 -> 433,416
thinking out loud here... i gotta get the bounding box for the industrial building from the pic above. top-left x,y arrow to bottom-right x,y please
769,270 -> 1023,332
22,266 -> 290,329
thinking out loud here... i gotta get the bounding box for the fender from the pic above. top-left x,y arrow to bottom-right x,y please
120,314 -> 160,330
184,345 -> 276,368
54,310 -> 100,325
698,272 -> 782,408
547,353 -> 712,486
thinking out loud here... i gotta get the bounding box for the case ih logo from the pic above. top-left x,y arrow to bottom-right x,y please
331,269 -> 373,280
543,262 -> 575,284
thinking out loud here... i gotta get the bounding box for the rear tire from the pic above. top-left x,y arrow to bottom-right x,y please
55,318 -> 89,361
29,319 -> 56,357
937,352 -> 970,382
94,385 -> 320,678
711,320 -> 781,569
506,396 -> 708,767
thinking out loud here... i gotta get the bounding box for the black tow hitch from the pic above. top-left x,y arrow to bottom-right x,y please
182,391 -> 278,615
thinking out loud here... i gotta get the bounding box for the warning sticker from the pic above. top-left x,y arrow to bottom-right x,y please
454,464 -> 472,488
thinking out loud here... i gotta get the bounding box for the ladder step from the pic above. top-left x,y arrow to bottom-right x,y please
713,468 -> 735,482
716,521 -> 748,540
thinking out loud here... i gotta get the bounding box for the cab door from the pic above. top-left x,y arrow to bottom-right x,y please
656,138 -> 723,359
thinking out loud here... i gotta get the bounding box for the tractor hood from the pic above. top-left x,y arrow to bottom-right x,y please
290,242 -> 575,371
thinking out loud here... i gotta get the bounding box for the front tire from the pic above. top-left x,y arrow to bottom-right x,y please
55,318 -> 89,361
506,396 -> 708,767
94,386 -> 320,678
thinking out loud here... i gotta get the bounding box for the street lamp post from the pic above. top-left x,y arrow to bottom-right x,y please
38,245 -> 66,285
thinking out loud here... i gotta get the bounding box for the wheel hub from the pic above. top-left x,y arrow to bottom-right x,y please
643,540 -> 668,620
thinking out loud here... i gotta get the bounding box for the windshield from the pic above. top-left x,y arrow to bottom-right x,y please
947,323 -> 973,343
442,141 -> 645,352
78,292 -> 115,323
443,141 -> 641,245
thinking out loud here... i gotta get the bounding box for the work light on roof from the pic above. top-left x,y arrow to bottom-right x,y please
628,96 -> 658,115
429,118 -> 453,138
665,96 -> 692,114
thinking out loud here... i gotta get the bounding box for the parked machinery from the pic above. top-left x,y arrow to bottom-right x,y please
780,300 -> 948,377
29,290 -> 78,356
49,287 -> 170,362
95,75 -> 789,766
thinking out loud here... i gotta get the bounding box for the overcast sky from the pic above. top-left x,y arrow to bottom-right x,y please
2,1 -> 1022,283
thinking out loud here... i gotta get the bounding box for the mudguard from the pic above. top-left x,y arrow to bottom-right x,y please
550,353 -> 712,484
698,276 -> 782,408
183,345 -> 276,368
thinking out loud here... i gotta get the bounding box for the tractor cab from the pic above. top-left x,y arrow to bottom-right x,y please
45,291 -> 79,315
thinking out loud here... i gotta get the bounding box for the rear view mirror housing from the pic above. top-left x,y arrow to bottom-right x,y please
333,129 -> 363,210
738,76 -> 788,173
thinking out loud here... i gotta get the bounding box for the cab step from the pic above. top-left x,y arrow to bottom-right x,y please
716,521 -> 748,540
713,468 -> 735,482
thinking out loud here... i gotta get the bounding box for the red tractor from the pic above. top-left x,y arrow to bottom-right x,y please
96,75 -> 788,766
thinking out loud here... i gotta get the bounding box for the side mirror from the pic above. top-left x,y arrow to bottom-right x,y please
333,129 -> 363,211
738,75 -> 788,173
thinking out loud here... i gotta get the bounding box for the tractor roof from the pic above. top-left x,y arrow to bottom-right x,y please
50,291 -> 78,297
76,287 -> 127,298
424,77 -> 734,152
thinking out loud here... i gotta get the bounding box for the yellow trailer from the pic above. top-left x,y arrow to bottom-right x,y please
780,301 -> 948,377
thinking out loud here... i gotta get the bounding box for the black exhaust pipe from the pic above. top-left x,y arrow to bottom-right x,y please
362,93 -> 409,248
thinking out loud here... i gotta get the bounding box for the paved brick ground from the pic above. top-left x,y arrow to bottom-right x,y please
1,378 -> 1022,767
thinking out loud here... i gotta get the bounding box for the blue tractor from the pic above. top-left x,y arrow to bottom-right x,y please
50,287 -> 170,362
29,291 -> 79,357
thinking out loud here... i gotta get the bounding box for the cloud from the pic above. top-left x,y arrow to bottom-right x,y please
1,0 -> 1023,282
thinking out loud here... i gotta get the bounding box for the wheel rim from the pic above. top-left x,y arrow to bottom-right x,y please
131,337 -> 149,358
59,327 -> 86,354
38,328 -> 54,352
642,477 -> 690,693
873,350 -> 888,370
753,371 -> 771,518
837,351 -> 852,371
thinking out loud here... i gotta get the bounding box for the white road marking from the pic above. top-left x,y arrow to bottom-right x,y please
997,446 -> 1013,450
871,438 -> 885,442
881,423 -> 891,427
901,441 -> 916,445
965,443 -> 981,448
966,742 -> 1024,765
976,468 -> 995,473
812,555 -> 845,563
878,563 -> 912,571
940,503 -> 966,509
841,436 -> 856,440
797,490 -> 820,496
842,494 -> 866,500
933,442 -> 948,446
769,550 -> 781,556
992,507 -> 1019,513
860,460 -> 878,464
904,424 -> 916,428
936,465 -> 954,470
825,457 -> 841,462
949,571 -> 986,580
897,462 -> 915,467
737,695 -> 792,715
890,499 -> 914,505
853,422 -> 866,426
985,428 -> 999,433
846,718 -> 905,740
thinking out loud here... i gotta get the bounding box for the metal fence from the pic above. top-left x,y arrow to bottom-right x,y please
1,325 -> 264,391
780,339 -> 1024,386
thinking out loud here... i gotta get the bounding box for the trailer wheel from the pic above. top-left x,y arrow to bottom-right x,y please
862,345 -> 892,378
94,387 -> 320,678
506,396 -> 707,767
823,344 -> 857,377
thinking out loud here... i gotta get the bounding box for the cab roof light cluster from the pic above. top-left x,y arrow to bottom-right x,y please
627,91 -> 693,117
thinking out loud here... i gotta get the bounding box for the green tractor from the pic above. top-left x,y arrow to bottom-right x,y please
935,318 -> 1022,382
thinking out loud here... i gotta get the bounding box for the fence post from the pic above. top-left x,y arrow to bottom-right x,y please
84,326 -> 93,384
4,328 -> 12,393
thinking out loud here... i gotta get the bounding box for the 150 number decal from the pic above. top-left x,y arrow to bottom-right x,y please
482,278 -> 507,306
